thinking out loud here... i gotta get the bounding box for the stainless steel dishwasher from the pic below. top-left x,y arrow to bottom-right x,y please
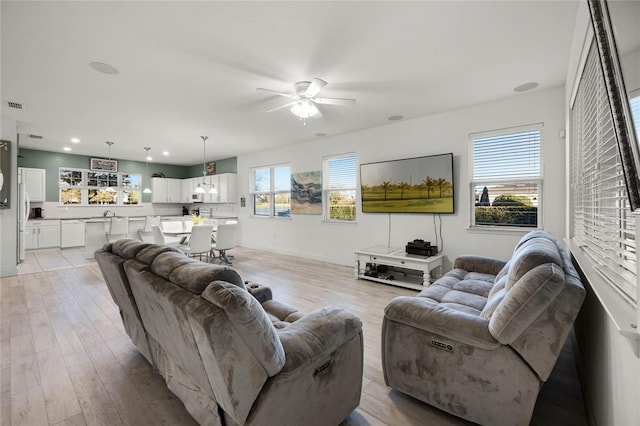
61,219 -> 86,248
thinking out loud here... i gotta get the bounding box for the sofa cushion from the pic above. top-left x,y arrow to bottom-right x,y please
489,263 -> 565,344
418,269 -> 494,316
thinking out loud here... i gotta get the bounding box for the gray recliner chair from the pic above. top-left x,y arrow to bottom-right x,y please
381,231 -> 585,426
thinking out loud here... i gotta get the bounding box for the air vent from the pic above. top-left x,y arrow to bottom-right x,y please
7,101 -> 23,110
28,134 -> 43,140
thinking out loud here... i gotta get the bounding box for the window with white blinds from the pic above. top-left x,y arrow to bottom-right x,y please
570,42 -> 636,303
470,124 -> 542,228
324,154 -> 357,221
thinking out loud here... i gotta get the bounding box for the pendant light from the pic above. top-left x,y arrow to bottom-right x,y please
194,136 -> 217,194
143,147 -> 152,194
105,141 -> 117,192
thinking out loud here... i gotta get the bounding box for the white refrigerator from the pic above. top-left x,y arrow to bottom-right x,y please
17,170 -> 30,262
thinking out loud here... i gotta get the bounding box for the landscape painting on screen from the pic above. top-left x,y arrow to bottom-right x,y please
360,153 -> 454,214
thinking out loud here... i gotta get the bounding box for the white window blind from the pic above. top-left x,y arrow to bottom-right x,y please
631,94 -> 640,140
570,42 -> 636,303
327,156 -> 357,189
473,129 -> 541,180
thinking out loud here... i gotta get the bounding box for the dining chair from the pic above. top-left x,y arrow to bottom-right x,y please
151,225 -> 186,251
181,225 -> 214,261
106,216 -> 130,242
211,223 -> 236,264
137,215 -> 161,242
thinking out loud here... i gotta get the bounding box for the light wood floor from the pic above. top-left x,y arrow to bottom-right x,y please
2,246 -> 588,426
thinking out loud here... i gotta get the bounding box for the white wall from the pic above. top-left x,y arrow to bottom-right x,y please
0,115 -> 18,277
237,86 -> 566,269
566,3 -> 640,425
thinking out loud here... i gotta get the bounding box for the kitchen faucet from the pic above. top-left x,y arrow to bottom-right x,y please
103,209 -> 112,217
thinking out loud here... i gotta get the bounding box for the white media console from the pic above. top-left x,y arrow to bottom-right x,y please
354,246 -> 443,291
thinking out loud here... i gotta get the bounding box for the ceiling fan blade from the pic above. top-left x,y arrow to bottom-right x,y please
256,88 -> 297,99
266,101 -> 297,113
313,97 -> 356,106
305,78 -> 328,97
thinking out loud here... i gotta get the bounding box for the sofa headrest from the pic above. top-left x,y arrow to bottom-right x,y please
111,239 -> 151,259
149,251 -> 246,294
514,230 -> 555,250
135,243 -> 183,265
507,236 -> 562,290
201,280 -> 285,375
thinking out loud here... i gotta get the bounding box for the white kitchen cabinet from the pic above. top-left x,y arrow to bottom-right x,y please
20,167 -> 46,202
181,179 -> 192,203
217,173 -> 237,203
203,173 -> 236,203
151,178 -> 182,203
25,220 -> 60,249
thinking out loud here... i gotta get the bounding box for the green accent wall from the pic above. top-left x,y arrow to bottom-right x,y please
18,148 -> 237,203
185,156 -> 237,177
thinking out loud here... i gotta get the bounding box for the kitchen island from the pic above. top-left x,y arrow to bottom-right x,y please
83,215 -> 237,258
84,216 -> 147,258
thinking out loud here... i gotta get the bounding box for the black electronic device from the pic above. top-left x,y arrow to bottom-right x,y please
406,239 -> 437,257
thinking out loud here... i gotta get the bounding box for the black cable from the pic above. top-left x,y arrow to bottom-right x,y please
438,214 -> 444,253
388,213 -> 391,248
433,214 -> 439,251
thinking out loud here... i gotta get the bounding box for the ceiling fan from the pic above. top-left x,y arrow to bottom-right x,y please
256,78 -> 356,124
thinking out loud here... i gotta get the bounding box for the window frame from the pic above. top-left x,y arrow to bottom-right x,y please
469,124 -> 543,231
58,167 -> 141,206
323,153 -> 357,223
249,163 -> 291,218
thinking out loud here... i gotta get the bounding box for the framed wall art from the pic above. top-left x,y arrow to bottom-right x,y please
90,158 -> 118,172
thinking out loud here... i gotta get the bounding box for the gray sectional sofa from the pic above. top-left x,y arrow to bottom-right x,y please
382,230 -> 585,425
95,239 -> 363,426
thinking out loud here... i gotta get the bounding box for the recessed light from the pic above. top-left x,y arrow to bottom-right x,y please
388,115 -> 404,121
162,151 -> 169,156
89,62 -> 119,75
514,82 -> 539,92
70,137 -> 80,143
315,133 -> 327,137
63,147 -> 71,151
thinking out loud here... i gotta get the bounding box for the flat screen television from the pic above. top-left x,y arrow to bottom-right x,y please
360,153 -> 454,214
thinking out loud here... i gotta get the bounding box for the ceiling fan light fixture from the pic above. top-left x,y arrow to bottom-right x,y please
290,99 -> 319,119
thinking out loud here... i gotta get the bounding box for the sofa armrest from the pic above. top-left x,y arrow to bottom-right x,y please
277,307 -> 362,373
245,281 -> 273,303
454,255 -> 506,276
384,296 -> 500,350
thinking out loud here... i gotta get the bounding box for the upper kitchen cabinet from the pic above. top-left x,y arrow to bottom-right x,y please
216,173 -> 237,203
151,177 -> 182,203
203,173 -> 237,203
19,167 -> 46,202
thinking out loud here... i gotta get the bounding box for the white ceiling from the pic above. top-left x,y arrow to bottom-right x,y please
1,1 -> 579,166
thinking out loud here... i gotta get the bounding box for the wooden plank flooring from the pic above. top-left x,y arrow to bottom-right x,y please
1,246 -> 588,425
